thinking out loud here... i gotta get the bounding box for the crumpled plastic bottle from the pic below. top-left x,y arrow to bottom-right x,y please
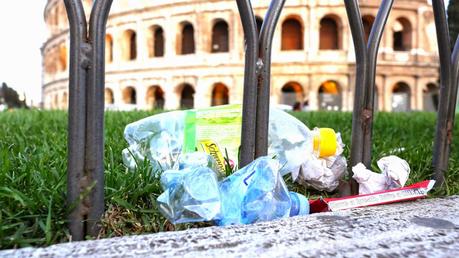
157,154 -> 309,225
218,157 -> 309,226
122,111 -> 185,172
173,152 -> 218,172
123,104 -> 347,191
157,166 -> 221,224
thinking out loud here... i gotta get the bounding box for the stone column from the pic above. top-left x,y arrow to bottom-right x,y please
165,78 -> 180,110
136,81 -> 147,110
136,20 -> 148,63
195,79 -> 211,109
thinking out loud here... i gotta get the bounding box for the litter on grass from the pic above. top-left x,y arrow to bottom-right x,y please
122,104 -> 347,192
352,155 -> 410,195
122,106 -> 433,226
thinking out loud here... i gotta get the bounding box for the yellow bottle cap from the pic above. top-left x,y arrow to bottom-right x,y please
313,128 -> 338,158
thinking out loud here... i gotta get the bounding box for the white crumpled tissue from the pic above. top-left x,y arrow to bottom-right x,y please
296,133 -> 348,192
352,155 -> 410,195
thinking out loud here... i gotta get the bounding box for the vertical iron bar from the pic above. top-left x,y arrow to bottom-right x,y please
63,0 -> 88,241
346,0 -> 393,195
362,0 -> 393,165
432,0 -> 455,187
236,0 -> 259,167
64,0 -> 112,239
451,39 -> 459,115
255,0 -> 286,158
344,0 -> 368,195
85,0 -> 113,236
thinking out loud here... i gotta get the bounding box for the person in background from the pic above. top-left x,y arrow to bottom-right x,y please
302,100 -> 310,111
293,102 -> 301,111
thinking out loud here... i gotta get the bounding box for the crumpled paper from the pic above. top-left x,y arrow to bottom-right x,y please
296,133 -> 348,192
352,155 -> 410,195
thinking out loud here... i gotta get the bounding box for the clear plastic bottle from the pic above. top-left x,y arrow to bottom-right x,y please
156,154 -> 308,225
157,164 -> 222,224
217,157 -> 309,226
123,104 -> 346,191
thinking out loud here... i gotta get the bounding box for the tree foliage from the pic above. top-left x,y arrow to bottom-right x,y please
0,82 -> 27,109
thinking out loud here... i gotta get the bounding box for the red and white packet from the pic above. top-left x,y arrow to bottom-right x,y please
309,180 -> 435,213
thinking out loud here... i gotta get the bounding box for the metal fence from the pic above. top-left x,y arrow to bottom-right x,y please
63,0 -> 458,240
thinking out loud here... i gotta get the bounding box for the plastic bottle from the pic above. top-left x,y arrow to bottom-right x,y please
157,164 -> 222,224
157,154 -> 309,225
123,104 -> 346,191
217,157 -> 309,226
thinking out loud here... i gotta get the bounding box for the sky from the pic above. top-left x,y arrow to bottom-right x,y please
0,0 -> 47,106
0,0 -> 450,107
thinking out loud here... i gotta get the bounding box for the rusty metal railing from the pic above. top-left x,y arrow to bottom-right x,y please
344,0 -> 394,195
431,0 -> 459,188
64,0 -> 113,241
237,0 -> 286,167
64,0 -> 458,240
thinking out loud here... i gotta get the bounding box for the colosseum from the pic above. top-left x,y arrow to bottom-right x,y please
42,0 -> 440,112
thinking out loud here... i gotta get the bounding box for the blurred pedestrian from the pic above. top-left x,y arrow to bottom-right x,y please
293,102 -> 301,111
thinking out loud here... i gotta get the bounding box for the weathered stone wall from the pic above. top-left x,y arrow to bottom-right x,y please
42,0 -> 439,112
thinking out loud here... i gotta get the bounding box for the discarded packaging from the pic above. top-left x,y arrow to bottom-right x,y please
309,180 -> 435,213
157,164 -> 221,224
122,104 -> 347,191
297,153 -> 347,192
157,156 -> 309,225
173,152 -> 220,175
352,155 -> 410,195
218,157 -> 309,226
377,155 -> 410,188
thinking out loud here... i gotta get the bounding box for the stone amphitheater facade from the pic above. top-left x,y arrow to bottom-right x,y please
42,0 -> 440,112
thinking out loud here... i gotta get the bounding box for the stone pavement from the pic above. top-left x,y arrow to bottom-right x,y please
2,196 -> 459,257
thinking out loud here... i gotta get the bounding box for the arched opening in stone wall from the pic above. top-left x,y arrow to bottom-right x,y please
105,34 -> 113,63
180,22 -> 195,55
423,83 -> 439,112
393,17 -> 412,51
281,18 -> 303,50
123,87 -> 137,104
59,44 -> 67,72
122,30 -> 137,61
211,83 -> 229,106
146,86 -> 165,109
62,92 -> 68,109
256,16 -> 263,35
362,15 -> 375,43
212,20 -> 229,53
281,82 -> 304,107
392,82 -> 411,112
179,84 -> 195,109
318,80 -> 342,111
105,88 -> 114,105
319,15 -> 341,50
149,25 -> 165,57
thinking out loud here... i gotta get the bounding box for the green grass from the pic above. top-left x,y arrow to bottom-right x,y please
0,110 -> 458,249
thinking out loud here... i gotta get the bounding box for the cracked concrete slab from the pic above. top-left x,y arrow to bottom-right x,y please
2,196 -> 459,257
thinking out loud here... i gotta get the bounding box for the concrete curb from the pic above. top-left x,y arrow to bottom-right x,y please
2,196 -> 459,257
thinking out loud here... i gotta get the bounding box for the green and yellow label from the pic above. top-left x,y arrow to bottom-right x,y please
199,139 -> 226,175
